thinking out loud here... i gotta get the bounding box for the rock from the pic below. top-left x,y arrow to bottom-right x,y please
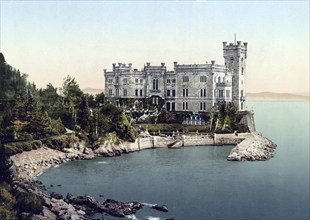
71,214 -> 80,220
51,191 -> 63,200
77,209 -> 86,215
152,204 -> 168,212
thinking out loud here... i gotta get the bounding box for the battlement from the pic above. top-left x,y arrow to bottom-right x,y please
144,62 -> 166,71
223,41 -> 248,49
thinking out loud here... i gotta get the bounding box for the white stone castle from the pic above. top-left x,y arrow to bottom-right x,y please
104,40 -> 247,112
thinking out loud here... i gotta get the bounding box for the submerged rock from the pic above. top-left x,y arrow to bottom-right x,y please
152,204 -> 169,212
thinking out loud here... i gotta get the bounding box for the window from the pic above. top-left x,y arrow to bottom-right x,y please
108,89 -> 112,96
200,76 -> 207,82
167,79 -> 171,84
183,88 -> 188,97
140,89 -> 143,96
152,97 -> 158,105
219,90 -> 224,97
172,90 -> 175,97
123,89 -> 127,96
116,76 -> 119,83
172,102 -> 175,111
135,79 -> 139,83
135,89 -> 138,96
241,90 -> 244,97
241,67 -> 244,75
200,89 -> 206,97
183,76 -> 189,82
172,79 -> 176,83
116,89 -> 119,96
226,90 -> 230,98
183,102 -> 188,110
108,78 -> 113,84
166,102 -> 171,111
167,90 -> 170,96
140,79 -> 143,83
153,78 -> 158,90
123,78 -> 128,84
200,102 -> 206,110
218,77 -> 221,83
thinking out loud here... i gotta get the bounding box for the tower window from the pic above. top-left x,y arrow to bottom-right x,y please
219,90 -> 224,98
140,89 -> 143,96
183,76 -> 189,82
123,89 -> 127,96
200,76 -> 207,82
172,90 -> 176,97
153,78 -> 159,90
167,90 -> 170,96
135,89 -> 138,96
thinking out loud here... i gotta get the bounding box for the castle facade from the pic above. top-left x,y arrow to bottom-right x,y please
104,40 -> 247,112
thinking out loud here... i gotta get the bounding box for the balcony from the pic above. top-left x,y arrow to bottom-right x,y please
216,82 -> 232,87
150,89 -> 161,93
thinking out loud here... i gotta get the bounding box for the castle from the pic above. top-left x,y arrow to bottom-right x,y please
104,40 -> 247,112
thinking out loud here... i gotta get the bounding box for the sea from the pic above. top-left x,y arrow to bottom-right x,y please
37,101 -> 310,220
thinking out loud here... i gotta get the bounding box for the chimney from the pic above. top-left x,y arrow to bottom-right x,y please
237,41 -> 241,45
146,62 -> 150,67
223,42 -> 227,46
211,60 -> 215,65
161,62 -> 165,67
112,63 -> 116,70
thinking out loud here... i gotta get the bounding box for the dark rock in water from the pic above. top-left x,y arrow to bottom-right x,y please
65,194 -> 143,217
50,184 -> 53,187
152,204 -> 168,212
99,194 -> 104,197
102,199 -> 143,217
57,184 -> 62,187
50,191 -> 63,200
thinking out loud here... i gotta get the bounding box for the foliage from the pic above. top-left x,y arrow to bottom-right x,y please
0,183 -> 17,220
14,191 -> 43,215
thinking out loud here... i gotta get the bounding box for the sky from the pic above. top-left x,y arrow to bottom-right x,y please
0,1 -> 309,93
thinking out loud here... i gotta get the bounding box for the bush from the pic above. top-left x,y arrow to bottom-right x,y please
14,191 -> 43,214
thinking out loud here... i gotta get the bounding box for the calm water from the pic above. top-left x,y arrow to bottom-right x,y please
38,102 -> 310,220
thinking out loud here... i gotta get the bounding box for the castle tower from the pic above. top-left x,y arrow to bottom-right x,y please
223,40 -> 247,111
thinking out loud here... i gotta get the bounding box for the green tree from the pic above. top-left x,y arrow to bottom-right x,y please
61,76 -> 83,128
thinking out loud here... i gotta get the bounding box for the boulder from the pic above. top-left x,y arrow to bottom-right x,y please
51,192 -> 63,200
152,204 -> 168,212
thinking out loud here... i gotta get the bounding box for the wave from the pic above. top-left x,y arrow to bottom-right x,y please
146,217 -> 161,220
97,161 -> 109,164
54,165 -> 60,168
126,214 -> 139,220
142,202 -> 156,207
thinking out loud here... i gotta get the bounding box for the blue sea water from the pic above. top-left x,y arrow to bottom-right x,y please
37,102 -> 310,220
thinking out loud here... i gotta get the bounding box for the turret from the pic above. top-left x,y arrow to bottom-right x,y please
223,40 -> 247,111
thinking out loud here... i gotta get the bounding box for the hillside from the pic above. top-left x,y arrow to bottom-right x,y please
82,88 -> 104,95
247,92 -> 309,101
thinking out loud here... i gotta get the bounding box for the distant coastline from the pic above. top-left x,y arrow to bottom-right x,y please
247,92 -> 309,101
82,88 -> 310,101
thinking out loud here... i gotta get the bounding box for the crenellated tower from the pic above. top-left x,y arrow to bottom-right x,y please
223,40 -> 247,111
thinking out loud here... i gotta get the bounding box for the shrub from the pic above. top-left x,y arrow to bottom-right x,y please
14,191 -> 43,214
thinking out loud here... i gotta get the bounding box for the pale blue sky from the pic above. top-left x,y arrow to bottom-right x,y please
1,1 -> 309,93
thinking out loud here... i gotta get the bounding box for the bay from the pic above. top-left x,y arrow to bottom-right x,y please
38,101 -> 310,220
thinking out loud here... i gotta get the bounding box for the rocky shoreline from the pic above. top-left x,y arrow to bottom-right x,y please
227,132 -> 277,161
9,132 -> 276,219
